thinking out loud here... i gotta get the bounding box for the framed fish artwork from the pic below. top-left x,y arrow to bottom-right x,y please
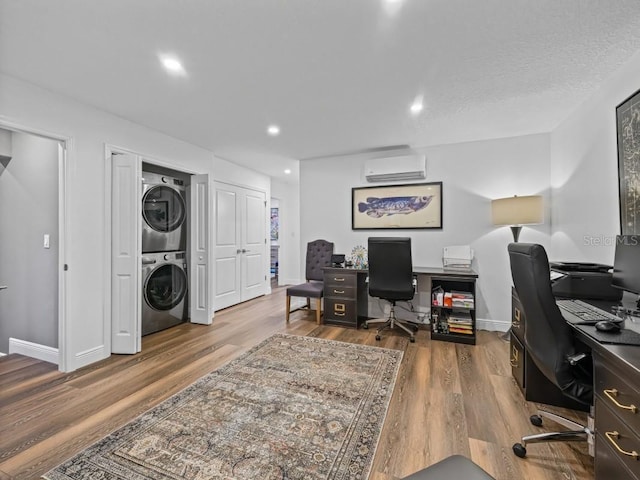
352,182 -> 443,230
617,87 -> 640,235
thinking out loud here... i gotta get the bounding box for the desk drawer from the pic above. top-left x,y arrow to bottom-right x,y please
595,357 -> 640,435
324,299 -> 357,327
595,397 -> 640,479
595,428 -> 639,480
510,332 -> 525,392
511,290 -> 525,343
325,285 -> 356,299
325,272 -> 357,288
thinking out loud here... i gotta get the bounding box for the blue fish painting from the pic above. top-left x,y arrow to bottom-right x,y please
358,195 -> 433,218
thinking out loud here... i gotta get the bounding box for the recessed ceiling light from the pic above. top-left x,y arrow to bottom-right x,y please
267,125 -> 280,136
159,55 -> 186,75
410,95 -> 424,115
284,169 -> 291,175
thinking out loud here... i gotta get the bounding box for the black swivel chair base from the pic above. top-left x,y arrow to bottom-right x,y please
363,304 -> 418,343
512,408 -> 595,458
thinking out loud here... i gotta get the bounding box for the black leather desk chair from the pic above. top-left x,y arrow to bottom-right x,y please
508,243 -> 594,458
286,239 -> 334,325
363,237 -> 417,343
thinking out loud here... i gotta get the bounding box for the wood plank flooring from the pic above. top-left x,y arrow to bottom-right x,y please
0,286 -> 594,479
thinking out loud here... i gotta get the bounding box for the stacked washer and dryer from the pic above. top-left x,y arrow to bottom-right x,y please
141,172 -> 189,336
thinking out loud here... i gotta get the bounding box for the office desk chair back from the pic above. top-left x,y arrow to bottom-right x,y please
286,239 -> 334,325
508,243 -> 594,458
364,237 -> 417,342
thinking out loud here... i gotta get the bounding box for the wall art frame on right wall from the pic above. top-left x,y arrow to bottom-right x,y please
617,87 -> 640,235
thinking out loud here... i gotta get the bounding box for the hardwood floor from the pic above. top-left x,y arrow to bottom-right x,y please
0,286 -> 594,479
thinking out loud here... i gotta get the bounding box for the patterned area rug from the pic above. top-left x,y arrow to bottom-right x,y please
44,334 -> 403,480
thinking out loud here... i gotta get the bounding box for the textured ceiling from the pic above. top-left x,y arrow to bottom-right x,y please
1,0 -> 640,181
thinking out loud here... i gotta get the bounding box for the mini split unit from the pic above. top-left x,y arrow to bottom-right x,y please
364,154 -> 426,182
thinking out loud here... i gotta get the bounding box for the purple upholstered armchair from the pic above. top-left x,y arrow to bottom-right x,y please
285,239 -> 334,325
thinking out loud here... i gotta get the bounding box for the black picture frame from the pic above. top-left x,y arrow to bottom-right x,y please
351,182 -> 443,230
617,87 -> 640,235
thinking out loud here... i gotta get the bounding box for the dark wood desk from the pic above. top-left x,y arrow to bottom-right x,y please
569,316 -> 640,480
322,266 -> 478,344
512,290 -> 640,479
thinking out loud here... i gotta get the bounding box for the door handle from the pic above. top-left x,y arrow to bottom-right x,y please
0,286 -> 7,291
237,249 -> 242,254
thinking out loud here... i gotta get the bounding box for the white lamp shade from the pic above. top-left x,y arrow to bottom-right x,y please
491,195 -> 544,226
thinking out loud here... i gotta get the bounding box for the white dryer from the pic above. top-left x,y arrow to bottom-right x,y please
142,172 -> 187,253
141,251 -> 188,336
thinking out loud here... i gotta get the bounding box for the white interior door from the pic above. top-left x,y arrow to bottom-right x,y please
214,182 -> 267,310
189,174 -> 213,324
214,183 -> 242,310
111,153 -> 141,354
241,189 -> 266,302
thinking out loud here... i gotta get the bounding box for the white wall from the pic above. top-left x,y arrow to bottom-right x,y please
0,73 -> 270,371
299,133 -> 552,328
550,50 -> 640,264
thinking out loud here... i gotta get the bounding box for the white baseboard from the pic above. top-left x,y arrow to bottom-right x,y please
9,338 -> 59,365
477,318 -> 510,332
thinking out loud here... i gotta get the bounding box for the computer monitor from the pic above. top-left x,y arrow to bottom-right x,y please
612,235 -> 640,308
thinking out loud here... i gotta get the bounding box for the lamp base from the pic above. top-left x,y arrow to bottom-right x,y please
510,226 -> 523,242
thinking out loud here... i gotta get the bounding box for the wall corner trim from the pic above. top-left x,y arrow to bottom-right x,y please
8,337 -> 59,365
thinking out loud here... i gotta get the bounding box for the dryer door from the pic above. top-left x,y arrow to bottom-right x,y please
142,185 -> 186,233
144,264 -> 188,311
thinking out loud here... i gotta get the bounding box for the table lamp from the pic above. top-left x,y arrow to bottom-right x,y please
491,195 -> 544,242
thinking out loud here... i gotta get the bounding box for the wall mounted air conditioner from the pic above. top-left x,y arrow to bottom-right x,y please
364,154 -> 426,182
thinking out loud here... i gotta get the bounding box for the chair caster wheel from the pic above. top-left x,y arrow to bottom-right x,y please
512,443 -> 527,458
530,415 -> 543,427
409,337 -> 415,343
412,324 -> 419,332
363,323 -> 369,330
375,335 -> 381,341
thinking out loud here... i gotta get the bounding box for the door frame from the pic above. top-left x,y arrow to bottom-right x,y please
104,145 -> 211,350
0,120 -> 70,371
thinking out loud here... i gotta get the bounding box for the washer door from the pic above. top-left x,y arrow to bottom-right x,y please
142,185 -> 186,233
144,264 -> 188,311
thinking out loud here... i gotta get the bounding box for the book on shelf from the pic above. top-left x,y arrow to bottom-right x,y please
448,319 -> 472,327
449,326 -> 474,335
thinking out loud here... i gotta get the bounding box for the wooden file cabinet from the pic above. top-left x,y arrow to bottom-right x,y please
323,268 -> 368,328
594,351 -> 640,479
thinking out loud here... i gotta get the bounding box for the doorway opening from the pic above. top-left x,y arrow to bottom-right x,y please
0,125 -> 67,369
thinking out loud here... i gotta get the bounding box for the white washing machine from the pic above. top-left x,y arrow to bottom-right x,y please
142,172 -> 187,253
141,251 -> 188,336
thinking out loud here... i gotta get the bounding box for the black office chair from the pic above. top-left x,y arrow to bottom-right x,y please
508,243 -> 594,458
363,237 -> 417,343
286,239 -> 334,325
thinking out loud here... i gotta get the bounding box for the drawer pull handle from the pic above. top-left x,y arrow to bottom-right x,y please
604,388 -> 638,413
333,290 -> 345,294
334,277 -> 345,282
605,431 -> 639,459
510,346 -> 519,367
335,312 -> 345,316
